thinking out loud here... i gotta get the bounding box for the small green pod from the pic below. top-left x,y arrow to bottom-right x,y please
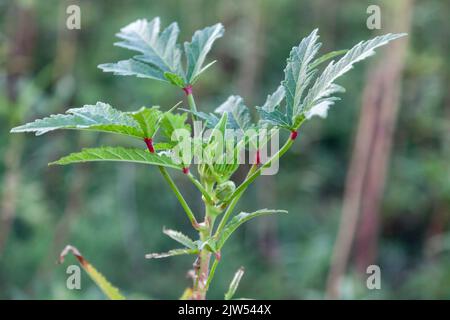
215,181 -> 236,201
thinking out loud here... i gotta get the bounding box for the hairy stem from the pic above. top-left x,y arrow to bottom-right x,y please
183,86 -> 214,298
192,205 -> 216,300
203,164 -> 260,294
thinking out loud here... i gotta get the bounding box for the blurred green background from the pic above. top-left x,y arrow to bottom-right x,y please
0,0 -> 449,299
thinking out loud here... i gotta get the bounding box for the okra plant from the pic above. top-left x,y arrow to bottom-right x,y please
11,17 -> 405,300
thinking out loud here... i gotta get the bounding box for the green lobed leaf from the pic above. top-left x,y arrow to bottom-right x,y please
256,85 -> 292,129
184,110 -> 220,128
207,111 -> 228,144
197,238 -> 218,253
116,18 -> 183,74
59,245 -> 125,300
257,108 -> 292,129
153,142 -> 176,151
164,72 -> 186,87
129,106 -> 163,138
145,248 -> 198,259
184,23 -> 224,84
10,102 -> 143,138
99,17 -> 184,83
261,85 -> 286,112
216,209 -> 288,249
283,29 -> 321,119
160,112 -> 191,141
215,95 -> 252,131
49,146 -> 182,170
163,227 -> 197,249
159,113 -> 192,167
98,59 -> 166,81
302,33 -> 407,119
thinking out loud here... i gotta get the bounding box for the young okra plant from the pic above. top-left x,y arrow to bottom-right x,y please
11,17 -> 405,300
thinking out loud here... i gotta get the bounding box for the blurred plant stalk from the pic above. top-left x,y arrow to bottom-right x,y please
0,2 -> 36,256
326,0 -> 413,299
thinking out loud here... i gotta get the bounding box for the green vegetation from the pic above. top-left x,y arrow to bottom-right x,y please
11,15 -> 403,299
1,0 -> 449,300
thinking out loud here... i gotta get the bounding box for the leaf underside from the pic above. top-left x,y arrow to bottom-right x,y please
301,32 -> 407,119
99,17 -> 184,83
217,209 -> 288,249
99,17 -> 224,86
10,102 -> 143,137
215,95 -> 252,131
184,23 -> 224,84
145,248 -> 198,259
49,146 -> 181,170
258,30 -> 406,127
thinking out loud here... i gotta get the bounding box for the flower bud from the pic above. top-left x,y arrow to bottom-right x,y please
215,181 -> 236,201
198,164 -> 215,184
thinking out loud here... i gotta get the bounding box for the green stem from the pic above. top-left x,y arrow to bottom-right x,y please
187,93 -> 198,113
158,166 -> 199,229
214,134 -> 296,238
232,136 -> 295,198
193,205 -> 215,299
205,258 -> 219,291
212,164 -> 258,238
186,92 -> 198,122
187,173 -> 214,204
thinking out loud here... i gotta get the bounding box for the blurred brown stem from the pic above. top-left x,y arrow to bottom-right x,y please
326,0 -> 413,299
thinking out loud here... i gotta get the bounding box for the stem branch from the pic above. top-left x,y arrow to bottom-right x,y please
158,166 -> 199,229
187,173 -> 214,204
143,138 -> 199,229
192,205 -> 216,299
214,130 -> 298,237
184,85 -> 198,122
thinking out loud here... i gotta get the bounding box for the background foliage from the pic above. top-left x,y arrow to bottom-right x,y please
0,0 -> 449,299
